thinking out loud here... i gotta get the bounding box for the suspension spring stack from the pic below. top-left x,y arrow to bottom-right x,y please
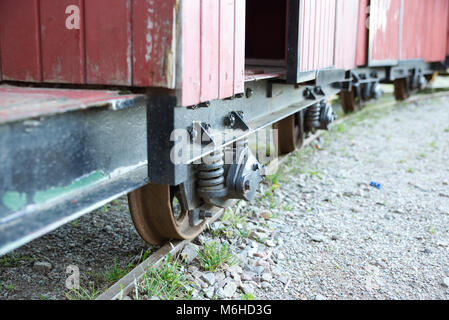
197,149 -> 227,201
305,103 -> 321,132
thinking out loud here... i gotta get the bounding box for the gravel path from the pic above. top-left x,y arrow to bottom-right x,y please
0,197 -> 153,300
172,94 -> 449,300
1,92 -> 448,300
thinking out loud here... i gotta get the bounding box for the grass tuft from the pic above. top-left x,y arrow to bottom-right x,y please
0,255 -> 35,267
241,293 -> 255,300
102,258 -> 134,284
197,241 -> 235,272
66,285 -> 101,300
137,255 -> 191,300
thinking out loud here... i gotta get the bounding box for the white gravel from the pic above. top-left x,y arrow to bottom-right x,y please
1,92 -> 449,300
179,94 -> 449,300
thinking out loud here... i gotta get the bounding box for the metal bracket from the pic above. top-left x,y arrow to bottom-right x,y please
224,111 -> 250,131
303,86 -> 325,100
190,121 -> 215,146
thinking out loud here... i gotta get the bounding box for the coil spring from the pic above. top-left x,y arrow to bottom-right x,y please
197,149 -> 227,198
305,103 -> 321,131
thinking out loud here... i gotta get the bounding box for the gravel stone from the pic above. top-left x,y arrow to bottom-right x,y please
261,273 -> 272,282
181,243 -> 200,264
201,273 -> 216,286
241,272 -> 255,281
240,283 -> 255,295
309,234 -> 325,243
441,278 -> 449,288
203,287 -> 215,299
222,282 -> 237,298
33,262 -> 52,274
265,240 -> 276,247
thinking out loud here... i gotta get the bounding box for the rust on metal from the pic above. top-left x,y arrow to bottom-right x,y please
128,184 -> 207,246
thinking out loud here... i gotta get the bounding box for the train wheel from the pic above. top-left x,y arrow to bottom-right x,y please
394,78 -> 410,101
128,184 -> 207,245
274,112 -> 304,155
340,90 -> 359,113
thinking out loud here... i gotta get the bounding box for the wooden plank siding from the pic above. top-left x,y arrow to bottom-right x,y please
0,0 -> 42,82
39,0 -> 85,84
233,0 -> 246,95
132,0 -> 178,88
219,0 -> 235,99
401,0 -> 449,63
299,0 -> 336,72
334,0 -> 360,70
355,0 -> 369,66
447,2 -> 449,56
368,0 -> 402,66
0,0 -> 245,107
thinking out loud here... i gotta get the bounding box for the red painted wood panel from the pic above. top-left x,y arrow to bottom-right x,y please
427,0 -> 448,62
447,2 -> 449,56
84,0 -> 132,85
132,0 -> 177,88
40,0 -> 85,83
368,0 -> 401,66
0,0 -> 242,106
300,0 -> 310,71
325,0 -> 333,69
219,0 -> 235,99
334,0 -> 360,70
233,0 -> 245,95
308,0 -> 316,71
355,0 -> 369,66
0,0 -> 42,82
401,0 -> 448,62
181,0 -> 244,106
300,0 -> 336,72
200,0 -> 220,102
181,0 -> 201,106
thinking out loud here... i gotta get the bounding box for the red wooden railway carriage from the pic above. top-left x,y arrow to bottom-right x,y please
0,0 -> 447,255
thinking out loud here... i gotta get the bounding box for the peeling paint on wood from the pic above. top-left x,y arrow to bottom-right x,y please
368,0 -> 401,66
0,0 -> 243,106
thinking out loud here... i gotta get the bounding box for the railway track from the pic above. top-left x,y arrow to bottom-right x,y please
96,89 -> 449,301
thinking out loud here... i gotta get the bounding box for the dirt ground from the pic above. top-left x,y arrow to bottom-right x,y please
1,89 -> 448,300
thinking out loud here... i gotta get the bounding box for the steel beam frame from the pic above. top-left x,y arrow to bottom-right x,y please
0,70 -> 344,255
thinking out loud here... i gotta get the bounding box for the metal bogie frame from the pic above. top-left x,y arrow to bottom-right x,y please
339,60 -> 444,113
0,69 -> 345,255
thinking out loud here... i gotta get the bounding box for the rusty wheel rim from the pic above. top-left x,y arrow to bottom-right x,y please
128,184 -> 206,246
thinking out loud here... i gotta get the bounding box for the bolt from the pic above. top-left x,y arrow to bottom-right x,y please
199,210 -> 213,219
252,163 -> 260,171
303,88 -> 311,97
244,180 -> 251,191
224,114 -> 236,128
202,123 -> 211,132
199,101 -> 211,108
